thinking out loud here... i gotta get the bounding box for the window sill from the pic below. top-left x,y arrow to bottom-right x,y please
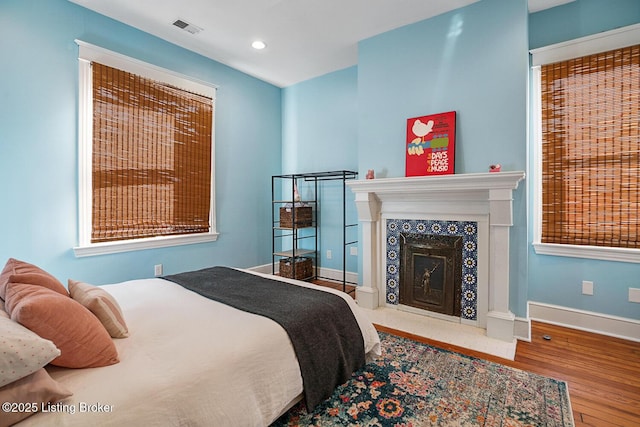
74,232 -> 219,257
533,242 -> 640,264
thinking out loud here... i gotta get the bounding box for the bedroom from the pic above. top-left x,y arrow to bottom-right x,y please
0,0 -> 638,425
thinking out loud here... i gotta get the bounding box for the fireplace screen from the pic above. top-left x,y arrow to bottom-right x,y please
399,233 -> 462,316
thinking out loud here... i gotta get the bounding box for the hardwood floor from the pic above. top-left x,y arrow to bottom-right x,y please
313,279 -> 640,426
514,322 -> 640,426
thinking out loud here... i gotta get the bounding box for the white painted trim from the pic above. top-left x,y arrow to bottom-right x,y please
348,171 -> 526,196
76,40 -> 217,96
74,41 -> 218,257
315,266 -> 359,285
530,23 -> 640,66
77,57 -> 93,247
530,26 -> 640,263
528,301 -> 640,343
533,242 -> 640,263
74,232 -> 219,257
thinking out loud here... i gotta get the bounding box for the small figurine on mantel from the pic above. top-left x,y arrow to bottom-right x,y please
366,169 -> 375,179
489,164 -> 501,173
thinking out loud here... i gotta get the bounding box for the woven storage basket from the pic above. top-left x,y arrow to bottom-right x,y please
279,257 -> 313,280
279,206 -> 312,228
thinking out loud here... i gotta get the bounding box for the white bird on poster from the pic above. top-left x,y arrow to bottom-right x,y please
412,119 -> 434,143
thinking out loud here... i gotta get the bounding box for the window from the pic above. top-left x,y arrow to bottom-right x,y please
74,41 -> 218,257
531,25 -> 640,263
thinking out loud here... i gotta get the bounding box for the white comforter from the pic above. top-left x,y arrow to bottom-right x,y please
19,269 -> 381,427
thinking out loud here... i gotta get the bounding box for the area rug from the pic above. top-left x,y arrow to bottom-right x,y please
272,332 -> 574,426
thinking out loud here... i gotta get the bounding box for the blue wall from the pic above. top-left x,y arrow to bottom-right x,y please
527,0 -> 640,320
0,0 -> 282,284
357,0 -> 529,178
281,67 -> 359,272
283,0 -> 531,314
284,0 -> 639,322
356,0 -> 530,316
529,0 -> 640,49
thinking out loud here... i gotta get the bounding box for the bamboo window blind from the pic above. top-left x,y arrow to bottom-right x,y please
540,44 -> 639,249
91,62 -> 213,243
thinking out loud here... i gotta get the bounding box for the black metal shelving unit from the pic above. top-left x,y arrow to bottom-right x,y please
272,170 -> 358,292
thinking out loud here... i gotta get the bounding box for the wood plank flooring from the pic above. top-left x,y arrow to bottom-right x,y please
313,280 -> 640,426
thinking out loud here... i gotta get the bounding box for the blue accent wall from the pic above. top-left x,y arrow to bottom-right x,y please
0,0 -> 281,284
282,67 -> 358,174
356,0 -> 530,316
282,67 -> 359,273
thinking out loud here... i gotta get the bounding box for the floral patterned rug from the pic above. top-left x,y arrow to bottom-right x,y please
272,332 -> 574,426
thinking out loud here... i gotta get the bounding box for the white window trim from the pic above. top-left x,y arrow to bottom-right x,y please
530,24 -> 640,264
73,40 -> 218,257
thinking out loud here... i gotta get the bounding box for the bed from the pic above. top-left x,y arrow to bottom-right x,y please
0,261 -> 381,427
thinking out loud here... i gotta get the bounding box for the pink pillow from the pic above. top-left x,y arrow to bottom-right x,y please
68,279 -> 129,338
4,282 -> 119,368
0,258 -> 67,300
0,368 -> 72,427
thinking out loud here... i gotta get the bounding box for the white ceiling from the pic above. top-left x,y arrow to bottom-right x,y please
69,0 -> 574,88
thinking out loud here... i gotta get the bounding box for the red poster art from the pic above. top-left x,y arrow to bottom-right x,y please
406,111 -> 456,176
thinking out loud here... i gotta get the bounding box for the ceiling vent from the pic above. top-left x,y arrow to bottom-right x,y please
172,19 -> 203,35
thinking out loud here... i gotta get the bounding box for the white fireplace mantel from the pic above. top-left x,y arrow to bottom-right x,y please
347,171 -> 525,342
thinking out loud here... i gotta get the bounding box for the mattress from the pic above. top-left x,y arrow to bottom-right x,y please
17,269 -> 380,427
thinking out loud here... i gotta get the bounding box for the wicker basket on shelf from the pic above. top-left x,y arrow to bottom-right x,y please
279,257 -> 313,280
279,206 -> 312,228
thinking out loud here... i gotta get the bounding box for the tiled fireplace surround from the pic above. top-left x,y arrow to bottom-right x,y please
347,172 -> 525,342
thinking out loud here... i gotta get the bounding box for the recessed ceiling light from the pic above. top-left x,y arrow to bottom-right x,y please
251,40 -> 267,50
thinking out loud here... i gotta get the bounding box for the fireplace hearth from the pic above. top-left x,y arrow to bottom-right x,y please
399,233 -> 462,317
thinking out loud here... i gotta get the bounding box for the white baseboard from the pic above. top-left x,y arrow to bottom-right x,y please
315,266 -> 358,285
525,301 -> 640,343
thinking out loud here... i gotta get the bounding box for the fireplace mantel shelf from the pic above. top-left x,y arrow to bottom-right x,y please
346,171 -> 525,342
348,171 -> 525,196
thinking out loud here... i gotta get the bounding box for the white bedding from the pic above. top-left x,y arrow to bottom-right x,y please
18,269 -> 380,427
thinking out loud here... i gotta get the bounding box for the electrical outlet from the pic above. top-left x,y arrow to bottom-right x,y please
582,280 -> 594,296
326,250 -> 332,260
629,288 -> 640,303
350,246 -> 358,256
154,264 -> 163,276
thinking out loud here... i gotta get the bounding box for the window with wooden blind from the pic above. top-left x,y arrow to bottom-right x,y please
531,24 -> 640,263
74,41 -> 218,256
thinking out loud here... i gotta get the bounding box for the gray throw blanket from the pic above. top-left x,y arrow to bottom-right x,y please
162,266 -> 365,410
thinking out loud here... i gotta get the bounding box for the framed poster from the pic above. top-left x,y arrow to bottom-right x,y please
406,111 -> 456,176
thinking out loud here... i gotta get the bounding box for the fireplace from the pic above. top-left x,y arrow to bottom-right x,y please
347,171 -> 525,342
399,233 -> 462,317
387,219 -> 477,321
